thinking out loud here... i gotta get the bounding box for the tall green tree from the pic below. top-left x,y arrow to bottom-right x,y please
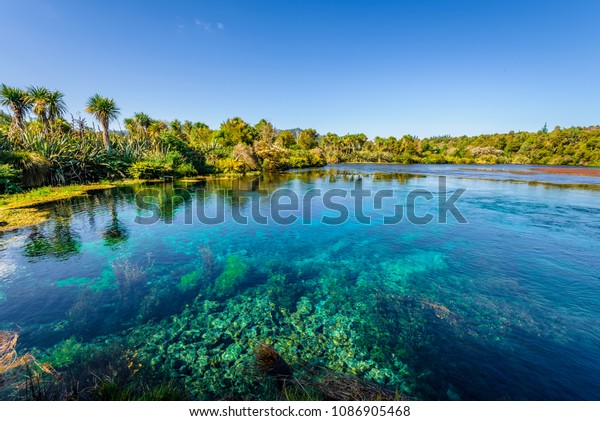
297,128 -> 318,150
85,94 -> 120,151
125,112 -> 152,139
275,130 -> 295,148
26,87 -> 65,133
47,90 -> 67,123
215,117 -> 256,146
27,86 -> 52,130
0,84 -> 31,133
255,119 -> 276,145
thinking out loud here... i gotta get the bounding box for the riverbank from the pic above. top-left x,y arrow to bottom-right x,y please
0,182 -> 123,232
0,173 -> 264,232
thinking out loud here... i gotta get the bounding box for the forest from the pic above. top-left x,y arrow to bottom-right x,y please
2,83 -> 600,194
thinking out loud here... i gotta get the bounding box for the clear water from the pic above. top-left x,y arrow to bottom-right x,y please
1,164 -> 599,400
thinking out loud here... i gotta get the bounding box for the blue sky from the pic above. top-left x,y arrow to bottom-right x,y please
1,0 -> 599,138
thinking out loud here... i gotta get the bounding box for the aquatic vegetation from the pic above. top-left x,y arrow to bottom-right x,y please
0,331 -> 55,399
178,270 -> 202,292
66,295 -> 106,335
55,277 -> 91,288
301,367 -> 407,401
1,167 -> 599,400
199,244 -> 217,278
94,267 -> 117,291
255,343 -> 293,390
24,222 -> 81,258
102,218 -> 129,246
213,253 -> 249,297
42,338 -> 88,369
123,274 -> 414,399
177,246 -> 219,293
113,256 -> 153,304
0,331 -> 34,376
94,378 -> 188,401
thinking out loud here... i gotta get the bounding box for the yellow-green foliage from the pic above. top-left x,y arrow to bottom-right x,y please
213,254 -> 248,297
178,270 -> 203,292
215,157 -> 244,174
43,338 -> 90,368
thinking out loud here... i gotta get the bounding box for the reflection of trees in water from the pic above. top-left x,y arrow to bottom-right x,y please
133,182 -> 193,223
22,187 -> 138,258
102,192 -> 129,247
371,172 -> 425,183
24,202 -> 81,259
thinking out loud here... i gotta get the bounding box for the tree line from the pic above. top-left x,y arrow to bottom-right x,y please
1,83 -> 599,193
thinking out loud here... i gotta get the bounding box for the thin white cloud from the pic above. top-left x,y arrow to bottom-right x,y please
217,22 -> 224,30
195,19 -> 212,32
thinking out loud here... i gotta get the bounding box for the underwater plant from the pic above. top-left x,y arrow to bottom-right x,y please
112,255 -> 153,309
1,331 -> 55,399
304,367 -> 407,401
255,343 -> 293,391
176,245 -> 218,293
0,331 -> 34,377
199,244 -> 217,278
213,253 -> 249,297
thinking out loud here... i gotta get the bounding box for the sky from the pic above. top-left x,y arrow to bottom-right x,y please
0,0 -> 599,138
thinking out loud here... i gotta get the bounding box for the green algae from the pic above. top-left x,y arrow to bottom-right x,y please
124,269 -> 416,399
213,253 -> 249,297
55,267 -> 116,291
56,277 -> 92,288
43,338 -> 90,368
178,270 -> 203,292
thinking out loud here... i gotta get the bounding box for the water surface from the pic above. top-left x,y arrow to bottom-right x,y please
1,164 -> 599,400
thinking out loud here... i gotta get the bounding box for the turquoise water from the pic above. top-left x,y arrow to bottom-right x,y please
1,164 -> 599,400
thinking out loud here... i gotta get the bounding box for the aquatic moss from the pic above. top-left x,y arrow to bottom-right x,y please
178,270 -> 203,292
213,254 -> 249,297
56,277 -> 92,288
126,276 -> 414,399
43,338 -> 89,368
55,268 -> 117,292
93,267 -> 117,291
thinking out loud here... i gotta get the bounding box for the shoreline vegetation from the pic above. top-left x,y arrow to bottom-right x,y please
0,174 -> 255,232
1,83 -> 600,230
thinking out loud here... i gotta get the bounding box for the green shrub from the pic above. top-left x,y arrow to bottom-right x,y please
129,160 -> 171,179
175,162 -> 198,177
0,163 -> 22,194
215,157 -> 244,174
0,151 -> 50,187
129,151 -> 192,179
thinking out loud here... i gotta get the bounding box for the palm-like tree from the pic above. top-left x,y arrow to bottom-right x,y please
148,120 -> 166,141
26,86 -> 67,133
85,94 -> 120,151
47,90 -> 67,123
0,84 -> 32,133
125,112 -> 152,139
27,86 -> 51,131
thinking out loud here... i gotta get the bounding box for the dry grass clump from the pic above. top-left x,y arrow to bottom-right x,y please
254,341 -> 408,401
255,343 -> 293,390
1,330 -> 54,398
307,368 -> 407,401
0,331 -> 34,376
